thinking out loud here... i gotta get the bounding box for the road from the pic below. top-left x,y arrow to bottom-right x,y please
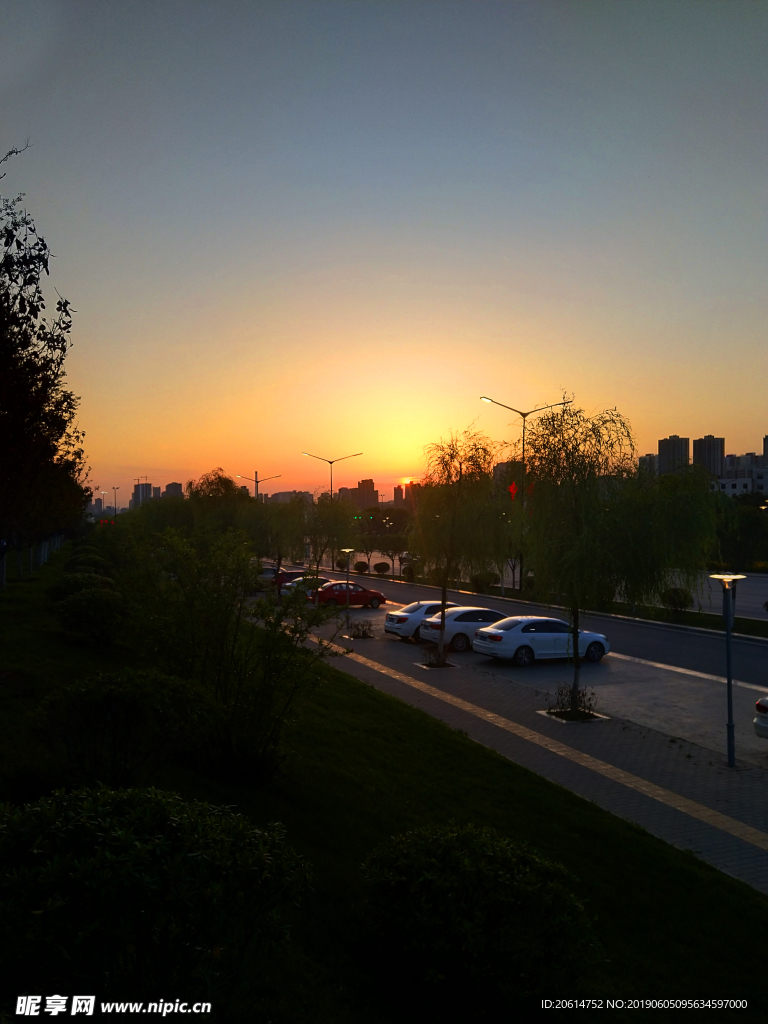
296,568 -> 768,766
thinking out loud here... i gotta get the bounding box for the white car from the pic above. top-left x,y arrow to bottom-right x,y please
384,600 -> 459,641
754,697 -> 768,739
419,606 -> 508,653
280,576 -> 330,596
473,615 -> 610,666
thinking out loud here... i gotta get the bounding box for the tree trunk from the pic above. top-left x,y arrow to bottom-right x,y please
570,604 -> 581,713
436,577 -> 448,665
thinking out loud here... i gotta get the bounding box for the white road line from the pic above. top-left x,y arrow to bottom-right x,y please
609,652 -> 766,693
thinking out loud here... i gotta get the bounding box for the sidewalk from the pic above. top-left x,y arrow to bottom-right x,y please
321,629 -> 768,894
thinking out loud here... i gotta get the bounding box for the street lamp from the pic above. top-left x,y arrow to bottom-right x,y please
236,472 -> 281,500
302,451 -> 362,501
480,395 -> 572,588
100,490 -> 107,516
710,573 -> 747,767
112,486 -> 120,518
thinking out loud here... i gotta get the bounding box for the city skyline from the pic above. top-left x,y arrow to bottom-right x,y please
2,1 -> 766,500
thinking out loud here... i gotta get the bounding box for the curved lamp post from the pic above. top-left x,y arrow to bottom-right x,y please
480,395 -> 572,589
236,472 -> 281,499
710,573 -> 747,767
302,451 -> 362,501
341,547 -> 355,627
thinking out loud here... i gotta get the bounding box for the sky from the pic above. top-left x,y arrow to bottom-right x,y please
2,0 -> 766,502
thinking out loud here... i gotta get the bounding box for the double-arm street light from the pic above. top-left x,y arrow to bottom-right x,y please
112,486 -> 120,517
236,472 -> 281,499
302,451 -> 362,500
480,395 -> 572,589
710,572 -> 747,767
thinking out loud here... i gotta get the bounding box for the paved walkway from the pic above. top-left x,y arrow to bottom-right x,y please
317,626 -> 768,895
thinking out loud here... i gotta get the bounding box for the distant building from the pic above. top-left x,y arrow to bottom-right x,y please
265,490 -> 312,504
164,482 -> 183,498
94,497 -> 103,513
130,482 -> 153,509
239,485 -> 249,495
404,481 -> 422,509
638,454 -> 657,475
493,460 -> 524,486
393,485 -> 405,507
657,435 -> 689,475
152,486 -> 161,500
692,435 -> 724,478
337,479 -> 379,509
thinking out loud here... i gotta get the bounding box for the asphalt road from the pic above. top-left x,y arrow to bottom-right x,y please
306,569 -> 768,688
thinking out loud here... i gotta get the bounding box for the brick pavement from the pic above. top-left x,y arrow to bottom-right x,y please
321,629 -> 768,894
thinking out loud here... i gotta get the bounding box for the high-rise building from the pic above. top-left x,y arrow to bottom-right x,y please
638,454 -> 657,475
152,486 -> 161,500
404,481 -> 422,508
338,480 -> 379,509
130,482 -> 153,508
657,435 -> 689,475
164,482 -> 183,498
265,490 -> 312,504
393,485 -> 404,507
692,435 -> 724,478
239,485 -> 249,495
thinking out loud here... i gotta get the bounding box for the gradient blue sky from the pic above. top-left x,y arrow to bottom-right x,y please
2,0 -> 766,500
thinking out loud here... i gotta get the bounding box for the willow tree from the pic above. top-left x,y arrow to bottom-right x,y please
411,428 -> 499,664
525,402 -> 717,712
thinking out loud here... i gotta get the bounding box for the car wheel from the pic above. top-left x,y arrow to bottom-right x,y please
512,645 -> 534,667
450,632 -> 470,653
369,597 -> 381,609
411,624 -> 422,642
585,641 -> 605,663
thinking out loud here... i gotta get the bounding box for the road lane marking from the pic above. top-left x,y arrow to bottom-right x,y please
609,652 -> 766,693
322,640 -> 768,854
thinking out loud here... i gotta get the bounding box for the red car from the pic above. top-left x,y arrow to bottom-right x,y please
316,581 -> 387,609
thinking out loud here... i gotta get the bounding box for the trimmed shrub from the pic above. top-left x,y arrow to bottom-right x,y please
48,571 -> 113,603
354,561 -> 369,573
55,588 -> 123,646
64,554 -> 113,575
362,823 -> 596,999
336,556 -> 349,570
44,670 -> 219,787
661,587 -> 693,612
468,570 -> 500,593
0,786 -> 310,1000
373,561 -> 390,575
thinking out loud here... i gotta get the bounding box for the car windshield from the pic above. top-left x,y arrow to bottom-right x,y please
492,617 -> 528,631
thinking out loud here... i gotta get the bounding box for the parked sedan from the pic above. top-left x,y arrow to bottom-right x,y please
384,600 -> 459,641
473,616 -> 610,666
280,576 -> 330,596
316,581 -> 387,609
419,606 -> 508,653
754,697 -> 768,739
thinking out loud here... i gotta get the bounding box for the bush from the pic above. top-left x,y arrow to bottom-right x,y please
336,556 -> 349,570
0,786 -> 310,1002
48,571 -> 114,602
468,570 -> 500,593
44,670 -> 219,787
354,561 -> 369,573
55,587 -> 123,646
64,553 -> 113,575
373,561 -> 390,575
361,823 -> 596,1000
661,587 -> 693,612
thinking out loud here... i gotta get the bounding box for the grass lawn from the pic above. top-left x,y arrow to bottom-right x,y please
2,547 -> 766,1021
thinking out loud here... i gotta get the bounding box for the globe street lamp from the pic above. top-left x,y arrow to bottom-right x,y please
236,472 -> 281,500
480,395 -> 572,589
710,573 -> 747,767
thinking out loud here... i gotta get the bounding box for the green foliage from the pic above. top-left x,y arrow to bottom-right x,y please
0,154 -> 90,541
48,570 -> 114,602
468,570 -> 500,592
55,587 -> 124,646
661,587 -> 694,613
354,560 -> 369,573
362,823 -> 596,999
63,553 -> 113,575
0,786 -> 310,1001
44,670 -> 218,787
116,526 -> 335,779
373,561 -> 390,575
